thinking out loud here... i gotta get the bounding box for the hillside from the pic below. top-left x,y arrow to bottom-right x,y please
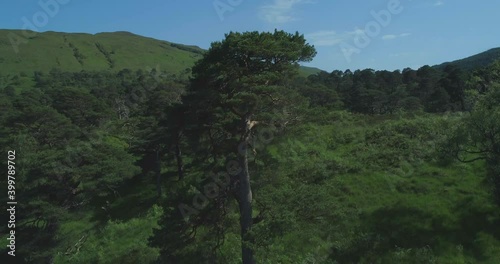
0,30 -> 204,76
0,29 -> 323,77
298,65 -> 324,77
434,47 -> 500,71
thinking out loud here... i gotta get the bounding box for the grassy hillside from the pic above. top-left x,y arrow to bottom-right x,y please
434,47 -> 500,71
0,29 -> 323,77
298,65 -> 324,77
0,30 -> 203,75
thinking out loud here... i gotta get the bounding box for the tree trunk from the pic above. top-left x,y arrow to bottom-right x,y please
175,135 -> 184,180
238,117 -> 255,264
460,97 -> 466,112
155,149 -> 162,198
175,115 -> 185,180
488,156 -> 500,205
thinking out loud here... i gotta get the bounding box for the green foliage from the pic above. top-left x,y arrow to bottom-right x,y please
152,30 -> 317,263
53,205 -> 162,264
2,30 -> 500,264
304,65 -> 468,114
0,30 -> 201,75
447,79 -> 500,203
435,48 -> 500,71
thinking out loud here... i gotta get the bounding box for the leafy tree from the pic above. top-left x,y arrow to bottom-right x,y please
448,83 -> 500,203
296,82 -> 341,109
439,65 -> 466,110
45,86 -> 114,127
426,86 -> 450,112
132,83 -> 186,197
171,30 -> 316,263
1,86 -> 140,262
416,66 -> 444,111
448,62 -> 500,204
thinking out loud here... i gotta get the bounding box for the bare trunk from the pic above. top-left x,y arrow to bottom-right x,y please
460,97 -> 466,111
155,150 -> 162,197
175,143 -> 184,180
238,116 -> 255,264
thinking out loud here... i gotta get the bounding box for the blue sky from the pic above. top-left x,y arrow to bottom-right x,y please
1,0 -> 499,71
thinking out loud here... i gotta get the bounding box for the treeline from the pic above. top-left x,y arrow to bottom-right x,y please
297,64 -> 493,114
1,61 -> 497,117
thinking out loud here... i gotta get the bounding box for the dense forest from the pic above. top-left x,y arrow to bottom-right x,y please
1,30 -> 500,263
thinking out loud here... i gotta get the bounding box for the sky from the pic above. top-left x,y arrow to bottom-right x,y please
1,0 -> 499,72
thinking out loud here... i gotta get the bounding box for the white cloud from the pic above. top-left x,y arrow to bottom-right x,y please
306,31 -> 345,46
306,28 -> 373,46
350,28 -> 365,36
390,52 -> 412,57
307,29 -> 411,46
259,0 -> 311,24
382,34 -> 397,40
306,29 -> 360,46
434,1 -> 444,6
382,33 -> 411,40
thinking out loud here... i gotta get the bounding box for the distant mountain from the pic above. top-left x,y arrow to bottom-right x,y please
0,29 -> 323,77
298,65 -> 324,77
434,47 -> 500,71
0,30 -> 205,76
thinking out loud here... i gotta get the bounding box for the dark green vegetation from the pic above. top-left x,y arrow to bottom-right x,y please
1,29 -> 500,263
434,48 -> 500,71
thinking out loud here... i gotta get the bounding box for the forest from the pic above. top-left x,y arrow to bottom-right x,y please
1,30 -> 500,263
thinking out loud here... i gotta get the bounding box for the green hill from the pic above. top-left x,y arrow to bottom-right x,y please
0,29 -> 323,77
0,30 -> 203,75
434,47 -> 500,71
298,65 -> 324,77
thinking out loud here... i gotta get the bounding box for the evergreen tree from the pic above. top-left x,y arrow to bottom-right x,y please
165,30 -> 316,263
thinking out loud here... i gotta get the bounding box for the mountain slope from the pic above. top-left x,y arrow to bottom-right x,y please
298,65 -> 324,77
0,29 -> 324,77
0,30 -> 204,75
434,47 -> 500,71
